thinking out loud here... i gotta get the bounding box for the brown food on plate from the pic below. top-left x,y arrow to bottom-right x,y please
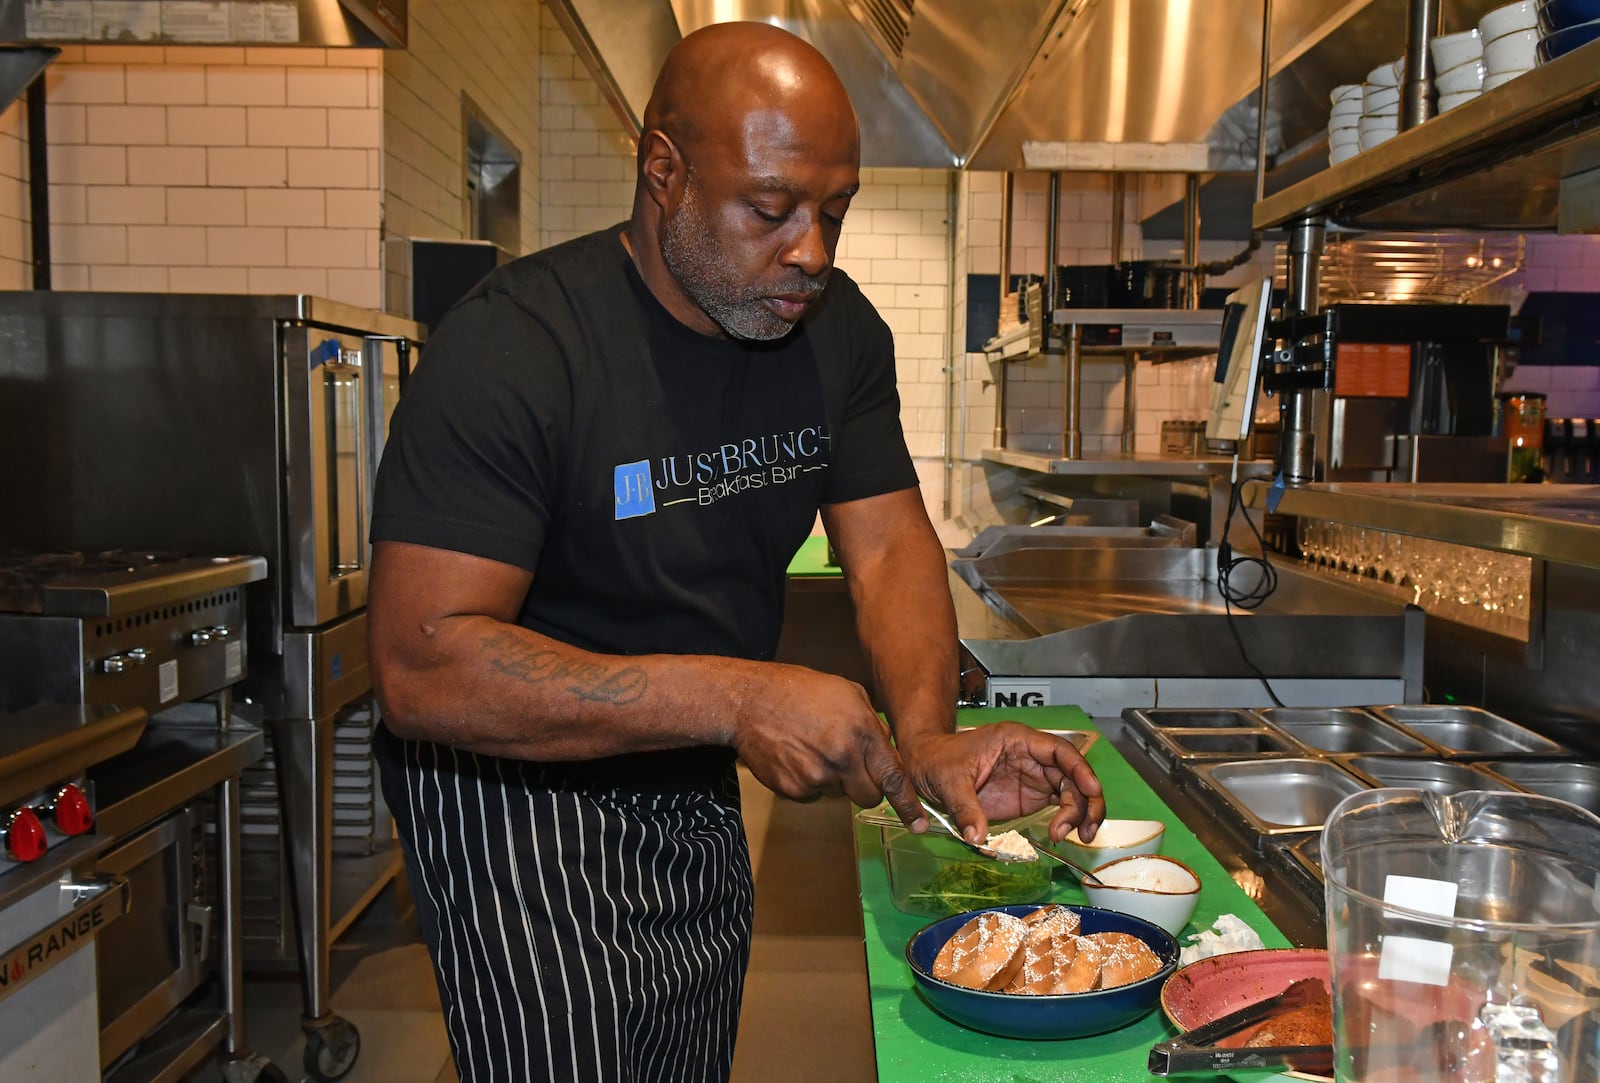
931,910 -> 1029,991
1022,904 -> 1082,938
1246,978 -> 1333,1047
1061,932 -> 1107,993
932,906 -> 1165,995
1085,931 -> 1163,987
1003,931 -> 1081,994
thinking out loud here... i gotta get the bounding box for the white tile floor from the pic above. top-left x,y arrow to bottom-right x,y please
226,770 -> 875,1083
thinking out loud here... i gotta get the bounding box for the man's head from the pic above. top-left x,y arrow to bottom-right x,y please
628,23 -> 860,341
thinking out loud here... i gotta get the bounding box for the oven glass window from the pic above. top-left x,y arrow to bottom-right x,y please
325,362 -> 367,576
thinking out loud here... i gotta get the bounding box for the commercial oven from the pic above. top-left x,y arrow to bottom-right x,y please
95,806 -> 208,1070
0,292 -> 423,1081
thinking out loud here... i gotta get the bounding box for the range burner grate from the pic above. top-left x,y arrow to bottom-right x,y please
0,550 -> 195,614
0,551 -> 264,618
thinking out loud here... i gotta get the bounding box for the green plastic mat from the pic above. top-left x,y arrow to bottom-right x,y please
858,707 -> 1292,1082
786,535 -> 841,577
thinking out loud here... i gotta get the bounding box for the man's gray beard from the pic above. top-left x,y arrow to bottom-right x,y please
661,187 -> 803,342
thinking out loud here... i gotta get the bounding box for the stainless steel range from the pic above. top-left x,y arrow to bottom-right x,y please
0,550 -> 276,1082
0,550 -> 264,717
0,292 -> 423,1083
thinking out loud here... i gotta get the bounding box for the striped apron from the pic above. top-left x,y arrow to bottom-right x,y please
376,727 -> 755,1083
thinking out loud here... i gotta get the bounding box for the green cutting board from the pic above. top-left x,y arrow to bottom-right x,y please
786,535 -> 840,577
858,706 -> 1292,1082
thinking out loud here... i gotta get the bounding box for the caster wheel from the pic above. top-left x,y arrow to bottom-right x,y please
303,1016 -> 361,1082
220,1052 -> 290,1083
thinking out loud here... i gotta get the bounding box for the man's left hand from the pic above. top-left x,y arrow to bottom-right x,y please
899,723 -> 1105,847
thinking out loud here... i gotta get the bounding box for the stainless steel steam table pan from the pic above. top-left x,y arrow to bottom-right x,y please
1285,833 -> 1324,887
1187,758 -> 1371,847
1148,727 -> 1302,764
1123,707 -> 1267,731
1480,761 -> 1600,817
1369,705 -> 1565,756
1257,707 -> 1434,754
1338,756 -> 1516,796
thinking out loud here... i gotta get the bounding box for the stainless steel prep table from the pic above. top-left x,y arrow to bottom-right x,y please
951,543 -> 1424,715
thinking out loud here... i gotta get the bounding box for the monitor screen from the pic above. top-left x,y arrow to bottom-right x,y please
1206,277 -> 1274,444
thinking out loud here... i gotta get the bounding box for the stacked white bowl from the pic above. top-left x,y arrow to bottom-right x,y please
1328,84 -> 1363,164
1431,28 -> 1485,111
1358,58 -> 1403,150
1481,0 -> 1539,88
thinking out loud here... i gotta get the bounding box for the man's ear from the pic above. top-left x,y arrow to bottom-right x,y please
638,129 -> 685,211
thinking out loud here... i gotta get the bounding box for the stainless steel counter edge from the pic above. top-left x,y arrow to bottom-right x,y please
92,726 -> 266,840
0,291 -> 425,342
984,448 -> 1277,477
1243,480 -> 1600,570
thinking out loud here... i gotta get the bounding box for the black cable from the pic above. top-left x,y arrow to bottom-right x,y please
1215,458 -> 1285,707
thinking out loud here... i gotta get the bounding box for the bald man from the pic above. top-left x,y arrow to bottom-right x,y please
368,21 -> 1103,1082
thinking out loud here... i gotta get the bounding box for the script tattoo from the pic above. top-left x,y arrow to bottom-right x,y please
480,632 -> 648,705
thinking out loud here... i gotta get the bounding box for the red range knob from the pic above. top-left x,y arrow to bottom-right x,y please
52,785 -> 94,836
5,808 -> 48,863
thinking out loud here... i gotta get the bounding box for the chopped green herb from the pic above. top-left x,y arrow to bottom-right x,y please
903,860 -> 1047,916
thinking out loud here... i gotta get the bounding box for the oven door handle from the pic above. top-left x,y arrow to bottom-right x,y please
0,874 -> 130,1007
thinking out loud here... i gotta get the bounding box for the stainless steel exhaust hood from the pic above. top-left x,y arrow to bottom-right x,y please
0,0 -> 405,48
551,0 -> 1519,181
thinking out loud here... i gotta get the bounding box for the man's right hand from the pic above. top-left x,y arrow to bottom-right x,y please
729,664 -> 928,831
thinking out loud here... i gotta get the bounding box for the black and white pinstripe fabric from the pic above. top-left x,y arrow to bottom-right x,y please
377,727 -> 756,1083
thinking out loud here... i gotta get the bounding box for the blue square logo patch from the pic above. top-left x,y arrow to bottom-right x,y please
614,459 -> 656,519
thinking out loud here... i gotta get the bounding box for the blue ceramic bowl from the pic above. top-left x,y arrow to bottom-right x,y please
1537,16 -> 1600,61
1539,0 -> 1600,34
904,904 -> 1179,1040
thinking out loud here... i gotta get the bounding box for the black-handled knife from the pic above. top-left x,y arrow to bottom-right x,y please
1148,1040 -> 1334,1076
1149,979 -> 1332,1076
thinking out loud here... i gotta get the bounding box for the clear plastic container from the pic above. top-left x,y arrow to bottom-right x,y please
1321,788 -> 1600,1081
865,819 -> 1051,917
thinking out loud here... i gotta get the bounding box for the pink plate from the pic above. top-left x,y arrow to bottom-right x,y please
1161,948 -> 1333,1083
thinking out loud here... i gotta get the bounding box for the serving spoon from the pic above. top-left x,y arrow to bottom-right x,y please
921,806 -> 1033,863
1027,835 -> 1107,887
922,807 -> 1105,885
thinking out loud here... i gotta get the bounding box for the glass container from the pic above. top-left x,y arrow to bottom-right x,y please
1322,788 -> 1600,1081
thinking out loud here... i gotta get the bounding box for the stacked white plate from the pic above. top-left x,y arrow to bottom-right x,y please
1358,58 -> 1402,150
1430,28 -> 1485,111
1481,0 -> 1539,88
1328,83 -> 1363,164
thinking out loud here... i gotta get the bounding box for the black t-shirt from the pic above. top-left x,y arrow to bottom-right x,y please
372,225 -> 917,787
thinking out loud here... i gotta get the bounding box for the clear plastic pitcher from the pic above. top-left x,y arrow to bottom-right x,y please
1321,788 -> 1600,1082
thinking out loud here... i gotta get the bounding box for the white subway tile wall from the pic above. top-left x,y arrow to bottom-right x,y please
840,167 -> 955,461
0,44 -> 383,305
382,0 -> 541,311
538,4 -> 634,249
0,104 -> 23,288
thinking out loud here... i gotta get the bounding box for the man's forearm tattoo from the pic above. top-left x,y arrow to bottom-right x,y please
480,632 -> 648,705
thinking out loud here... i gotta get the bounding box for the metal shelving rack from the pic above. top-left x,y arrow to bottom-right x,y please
982,308 -> 1223,460
1251,12 -> 1600,486
1252,41 -> 1600,235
